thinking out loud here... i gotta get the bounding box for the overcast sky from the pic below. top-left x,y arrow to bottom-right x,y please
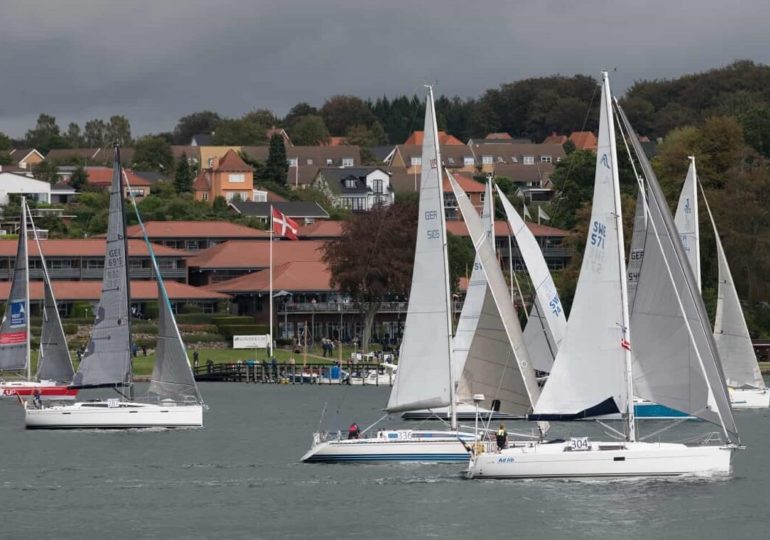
2,0 -> 769,139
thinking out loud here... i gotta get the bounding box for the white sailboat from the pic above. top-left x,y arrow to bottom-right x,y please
0,198 -> 77,400
671,159 -> 768,408
25,146 -> 204,429
465,72 -> 739,479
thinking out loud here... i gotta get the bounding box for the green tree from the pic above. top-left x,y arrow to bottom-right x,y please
345,122 -> 388,147
213,118 -> 266,145
132,136 -> 173,173
446,232 -> 475,293
70,165 -> 88,191
25,113 -> 66,153
283,102 -> 319,128
0,131 -> 11,150
322,197 -> 418,351
288,115 -> 330,145
173,111 -> 222,144
83,119 -> 107,147
321,95 -> 376,136
107,115 -> 132,146
174,153 -> 194,194
65,123 -> 83,147
32,160 -> 59,184
264,134 -> 288,185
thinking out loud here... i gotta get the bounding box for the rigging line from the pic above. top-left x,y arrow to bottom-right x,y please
639,418 -> 689,442
595,419 -> 626,440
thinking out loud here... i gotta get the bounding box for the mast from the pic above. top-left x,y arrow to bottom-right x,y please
117,146 -> 134,400
603,73 -> 635,442
269,205 -> 274,359
427,86 -> 457,431
22,197 -> 31,381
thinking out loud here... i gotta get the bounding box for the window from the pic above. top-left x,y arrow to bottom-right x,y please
287,158 -> 298,167
229,173 -> 245,183
344,178 -> 357,189
202,192 -> 209,201
126,188 -> 144,197
326,158 -> 333,165
444,192 -> 458,208
511,156 -> 519,163
410,156 -> 422,167
306,159 -> 314,165
463,156 -> 474,166
372,178 -> 383,194
479,191 -> 485,204
49,259 -> 73,269
482,156 -> 493,165
253,190 -> 268,202
447,157 -> 455,165
87,260 -> 104,269
523,155 -> 535,165
342,158 -> 354,167
540,155 -> 552,163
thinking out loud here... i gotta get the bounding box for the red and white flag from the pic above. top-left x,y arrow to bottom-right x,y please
621,338 -> 631,351
272,207 -> 299,240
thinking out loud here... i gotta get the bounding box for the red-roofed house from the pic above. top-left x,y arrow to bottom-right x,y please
444,172 -> 485,219
193,149 -> 255,203
569,131 -> 598,151
85,167 -> 154,199
124,220 -> 269,251
404,131 -> 464,146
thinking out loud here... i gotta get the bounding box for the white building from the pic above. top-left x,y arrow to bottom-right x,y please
312,167 -> 394,212
0,172 -> 51,205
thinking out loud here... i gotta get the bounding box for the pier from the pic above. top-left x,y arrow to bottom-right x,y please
193,362 -> 395,386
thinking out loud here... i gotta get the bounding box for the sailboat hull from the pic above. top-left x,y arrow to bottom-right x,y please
729,387 -> 770,409
0,381 -> 78,400
301,430 -> 475,463
466,440 -> 734,479
24,401 -> 203,429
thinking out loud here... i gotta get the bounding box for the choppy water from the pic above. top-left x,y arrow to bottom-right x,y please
0,382 -> 768,539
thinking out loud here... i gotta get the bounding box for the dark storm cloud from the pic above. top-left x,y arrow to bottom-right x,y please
2,0 -> 769,137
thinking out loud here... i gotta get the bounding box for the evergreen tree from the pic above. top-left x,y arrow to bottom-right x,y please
70,165 -> 88,191
264,133 -> 288,185
174,153 -> 193,193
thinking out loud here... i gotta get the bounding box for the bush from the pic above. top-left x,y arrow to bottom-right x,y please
176,313 -> 217,324
132,323 -> 159,335
69,301 -> 94,319
212,315 -> 255,326
183,333 -> 228,344
180,303 -> 203,314
144,301 -> 160,320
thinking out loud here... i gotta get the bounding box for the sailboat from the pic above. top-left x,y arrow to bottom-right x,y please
0,197 -> 77,400
25,146 -> 204,429
464,72 -> 739,479
673,158 -> 768,408
402,181 -> 524,421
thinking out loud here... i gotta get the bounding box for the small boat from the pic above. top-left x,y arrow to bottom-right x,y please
25,146 -> 205,429
465,73 -> 739,480
348,364 -> 397,386
0,197 -> 76,400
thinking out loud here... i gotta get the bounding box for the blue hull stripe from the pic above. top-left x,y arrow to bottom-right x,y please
304,453 -> 469,463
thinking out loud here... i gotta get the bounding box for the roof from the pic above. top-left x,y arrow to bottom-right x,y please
445,220 -> 569,238
188,240 -> 325,270
492,163 -> 556,184
0,239 -> 188,257
125,220 -> 269,240
8,148 -> 43,163
316,167 -> 389,195
469,142 -> 566,163
0,280 -> 229,301
191,133 -> 214,146
229,200 -> 329,219
241,145 -> 361,167
445,173 -> 485,193
392,144 -> 475,167
569,131 -> 598,151
193,170 -> 211,191
84,167 -> 154,187
386,169 -> 484,194
206,261 -> 332,293
296,220 -> 343,239
214,149 -> 251,172
45,147 -> 135,166
542,133 -> 569,145
0,172 -> 51,190
404,131 -> 464,146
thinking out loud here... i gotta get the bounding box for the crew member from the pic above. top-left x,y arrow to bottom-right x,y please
348,422 -> 360,439
496,423 -> 507,451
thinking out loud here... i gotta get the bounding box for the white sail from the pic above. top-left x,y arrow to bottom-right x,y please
0,200 -> 29,372
700,188 -> 765,390
674,158 -> 700,290
497,186 -> 566,373
533,74 -> 629,420
452,181 -> 494,384
448,173 -> 541,416
387,88 -> 454,413
615,104 -> 738,442
627,192 -> 647,311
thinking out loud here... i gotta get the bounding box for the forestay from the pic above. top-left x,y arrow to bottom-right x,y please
532,76 -> 628,420
497,186 -> 566,373
449,173 -> 541,417
452,181 -> 493,385
0,201 -> 29,371
37,279 -> 75,383
387,88 -> 453,413
673,158 -> 701,290
72,148 -> 132,389
616,104 -> 738,442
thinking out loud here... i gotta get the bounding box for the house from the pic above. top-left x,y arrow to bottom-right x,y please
241,145 -> 361,181
193,149 -> 254,203
0,239 -> 189,282
46,147 -> 136,166
312,167 -> 394,211
492,162 -> 557,202
228,200 -> 329,224
84,167 -> 154,199
467,133 -> 532,145
543,131 -> 598,152
124,220 -> 269,251
8,148 -> 44,170
50,183 -> 77,204
0,280 -> 228,317
386,168 -> 485,219
403,131 -> 465,146
386,144 -> 477,174
0,172 -> 51,204
469,142 -> 565,173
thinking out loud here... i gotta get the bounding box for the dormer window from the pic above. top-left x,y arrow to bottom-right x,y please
410,157 -> 422,167
523,155 -> 535,165
482,156 -> 493,165
463,156 -> 474,166
496,156 -> 505,163
345,178 -> 357,189
342,158 -> 354,167
306,159 -> 314,165
326,158 -> 333,165
541,155 -> 552,163
287,158 -> 298,167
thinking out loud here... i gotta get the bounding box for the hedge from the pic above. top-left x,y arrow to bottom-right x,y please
217,324 -> 269,339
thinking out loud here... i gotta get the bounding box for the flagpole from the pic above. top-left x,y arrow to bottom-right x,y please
269,205 -> 274,359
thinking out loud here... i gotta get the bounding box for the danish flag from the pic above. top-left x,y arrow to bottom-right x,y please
621,338 -> 631,351
272,207 -> 299,240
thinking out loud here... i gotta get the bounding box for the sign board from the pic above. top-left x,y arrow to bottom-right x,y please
10,300 -> 26,327
233,335 -> 270,349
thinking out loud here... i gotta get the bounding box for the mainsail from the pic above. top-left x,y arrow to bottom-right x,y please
0,200 -> 29,371
497,187 -> 566,373
616,104 -> 738,442
449,172 -> 541,416
386,88 -> 454,413
72,147 -> 133,389
532,73 -> 629,420
700,187 -> 765,390
452,181 -> 494,384
673,158 -> 701,290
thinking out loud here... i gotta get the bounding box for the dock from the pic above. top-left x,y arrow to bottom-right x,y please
192,362 -> 395,386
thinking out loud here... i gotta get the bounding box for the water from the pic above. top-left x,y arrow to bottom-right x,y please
1,383 -> 767,539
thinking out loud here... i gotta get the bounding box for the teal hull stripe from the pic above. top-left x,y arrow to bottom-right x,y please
305,454 -> 469,463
